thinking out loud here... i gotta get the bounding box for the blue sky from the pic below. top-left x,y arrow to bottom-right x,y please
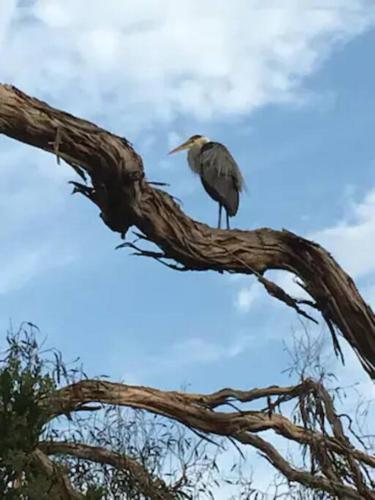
1,0 -> 375,493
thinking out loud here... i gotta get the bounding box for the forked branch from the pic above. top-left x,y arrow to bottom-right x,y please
39,378 -> 375,499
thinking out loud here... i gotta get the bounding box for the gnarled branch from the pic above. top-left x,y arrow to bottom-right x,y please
39,377 -> 375,499
0,83 -> 375,378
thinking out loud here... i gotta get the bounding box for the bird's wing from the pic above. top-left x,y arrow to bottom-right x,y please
199,142 -> 244,216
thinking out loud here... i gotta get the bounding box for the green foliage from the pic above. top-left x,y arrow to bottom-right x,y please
0,325 -> 255,499
0,324 -> 56,498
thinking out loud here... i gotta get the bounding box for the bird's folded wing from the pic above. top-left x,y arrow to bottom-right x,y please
199,142 -> 242,216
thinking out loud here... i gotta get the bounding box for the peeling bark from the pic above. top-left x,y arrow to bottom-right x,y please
40,378 -> 375,499
0,83 -> 374,378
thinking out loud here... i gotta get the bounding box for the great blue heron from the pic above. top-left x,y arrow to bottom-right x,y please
169,135 -> 244,229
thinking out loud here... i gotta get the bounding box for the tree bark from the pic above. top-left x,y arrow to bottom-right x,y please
40,378 -> 375,499
0,83 -> 375,379
31,449 -> 83,499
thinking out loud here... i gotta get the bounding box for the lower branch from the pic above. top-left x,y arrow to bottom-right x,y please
40,378 -> 375,498
32,449 -> 82,499
235,432 -> 370,500
39,441 -> 176,500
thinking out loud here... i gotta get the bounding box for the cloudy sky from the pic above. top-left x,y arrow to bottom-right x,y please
1,0 -> 375,494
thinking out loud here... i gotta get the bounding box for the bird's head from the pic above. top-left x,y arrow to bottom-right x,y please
169,134 -> 209,154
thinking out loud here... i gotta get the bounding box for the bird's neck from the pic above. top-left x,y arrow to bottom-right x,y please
187,137 -> 210,174
187,144 -> 203,174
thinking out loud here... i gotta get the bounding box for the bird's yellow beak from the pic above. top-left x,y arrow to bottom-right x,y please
168,140 -> 191,154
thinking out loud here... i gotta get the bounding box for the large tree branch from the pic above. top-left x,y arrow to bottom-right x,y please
1,83 -> 375,378
40,378 -> 375,498
39,441 -> 176,500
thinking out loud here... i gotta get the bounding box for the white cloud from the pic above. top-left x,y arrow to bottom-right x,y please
173,335 -> 254,363
312,189 -> 375,278
235,187 -> 375,311
0,1 -> 374,130
235,281 -> 263,313
123,333 -> 257,381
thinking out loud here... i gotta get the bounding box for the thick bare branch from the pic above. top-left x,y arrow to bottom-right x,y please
39,441 -> 176,500
1,83 -> 375,378
38,378 -> 375,497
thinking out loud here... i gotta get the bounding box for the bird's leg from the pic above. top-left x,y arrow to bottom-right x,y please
226,211 -> 230,230
218,204 -> 222,229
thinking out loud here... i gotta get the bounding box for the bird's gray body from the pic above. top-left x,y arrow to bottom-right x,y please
187,141 -> 244,218
169,134 -> 244,229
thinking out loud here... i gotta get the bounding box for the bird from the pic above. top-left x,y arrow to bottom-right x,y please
169,135 -> 244,229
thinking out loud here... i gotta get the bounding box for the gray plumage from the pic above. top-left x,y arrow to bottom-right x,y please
200,142 -> 243,216
188,140 -> 244,228
169,134 -> 245,229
